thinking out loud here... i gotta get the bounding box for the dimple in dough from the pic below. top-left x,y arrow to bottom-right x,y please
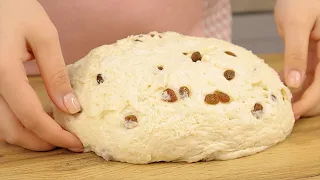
53,32 -> 295,164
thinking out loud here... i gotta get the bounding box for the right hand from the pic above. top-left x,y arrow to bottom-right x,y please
0,0 -> 83,152
275,0 -> 320,119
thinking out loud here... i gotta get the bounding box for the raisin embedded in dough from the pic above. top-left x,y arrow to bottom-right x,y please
125,115 -> 138,122
214,91 -> 230,103
191,51 -> 202,62
162,88 -> 178,102
124,115 -> 138,129
224,70 -> 235,80
254,103 -> 263,111
179,86 -> 190,99
225,51 -> 236,57
205,94 -> 219,105
96,74 -> 104,84
251,103 -> 264,119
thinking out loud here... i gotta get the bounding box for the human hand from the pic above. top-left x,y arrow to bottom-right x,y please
275,0 -> 320,119
0,0 -> 83,151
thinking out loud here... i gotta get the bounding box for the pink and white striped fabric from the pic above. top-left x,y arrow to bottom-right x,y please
203,0 -> 232,42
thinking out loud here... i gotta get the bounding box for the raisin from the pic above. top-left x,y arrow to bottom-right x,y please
253,103 -> 263,111
124,115 -> 138,129
125,115 -> 138,122
224,70 -> 235,80
179,86 -> 190,99
204,94 -> 219,105
183,52 -> 188,55
134,39 -> 143,42
150,34 -> 155,37
97,74 -> 104,84
252,103 -> 263,119
225,51 -> 236,57
162,88 -> 178,102
191,51 -> 202,62
157,66 -> 164,70
214,91 -> 230,103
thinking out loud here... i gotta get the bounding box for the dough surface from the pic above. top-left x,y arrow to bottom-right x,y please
53,32 -> 295,164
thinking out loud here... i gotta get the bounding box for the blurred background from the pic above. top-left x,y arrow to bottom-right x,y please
230,0 -> 282,54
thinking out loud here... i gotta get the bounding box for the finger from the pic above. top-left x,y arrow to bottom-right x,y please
303,103 -> 320,117
21,50 -> 34,62
26,14 -> 81,114
0,95 -> 55,151
6,127 -> 55,152
0,61 -> 83,150
292,70 -> 315,103
293,43 -> 320,117
283,23 -> 312,89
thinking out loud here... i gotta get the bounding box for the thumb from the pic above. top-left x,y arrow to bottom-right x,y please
283,25 -> 311,89
27,28 -> 81,114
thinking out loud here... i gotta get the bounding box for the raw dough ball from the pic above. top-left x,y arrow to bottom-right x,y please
53,32 -> 295,164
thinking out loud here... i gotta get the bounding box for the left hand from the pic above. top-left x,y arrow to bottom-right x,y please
275,0 -> 320,119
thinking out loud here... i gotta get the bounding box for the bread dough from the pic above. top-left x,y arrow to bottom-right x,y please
53,32 -> 295,164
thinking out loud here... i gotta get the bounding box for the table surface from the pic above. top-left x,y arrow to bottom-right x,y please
1,54 -> 320,180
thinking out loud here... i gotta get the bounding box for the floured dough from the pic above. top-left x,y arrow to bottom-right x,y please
53,32 -> 295,164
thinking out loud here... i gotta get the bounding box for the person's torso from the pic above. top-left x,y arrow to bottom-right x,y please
38,0 -> 204,63
25,0 -> 231,75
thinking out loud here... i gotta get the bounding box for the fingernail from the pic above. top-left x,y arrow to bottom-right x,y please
63,93 -> 81,114
68,148 -> 84,153
287,70 -> 302,88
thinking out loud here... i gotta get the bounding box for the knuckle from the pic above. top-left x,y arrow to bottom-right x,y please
18,110 -> 41,131
22,115 -> 40,131
286,19 -> 301,27
287,52 -> 305,63
50,69 -> 70,88
284,15 -> 308,28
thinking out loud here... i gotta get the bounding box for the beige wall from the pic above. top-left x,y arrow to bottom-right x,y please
230,0 -> 276,13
